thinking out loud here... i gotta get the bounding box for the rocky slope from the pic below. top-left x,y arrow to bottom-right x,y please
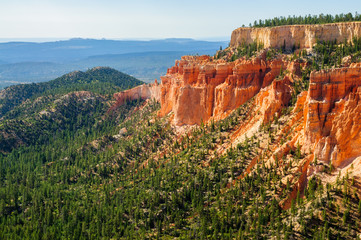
114,49 -> 361,175
230,22 -> 361,49
148,23 -> 361,173
109,23 -> 361,237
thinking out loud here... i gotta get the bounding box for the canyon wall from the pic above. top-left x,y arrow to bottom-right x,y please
111,22 -> 361,171
303,63 -> 361,167
157,54 -> 361,168
159,54 -> 294,125
111,56 -> 361,168
230,22 -> 361,49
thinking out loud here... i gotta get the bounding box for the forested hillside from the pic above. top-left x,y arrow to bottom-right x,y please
1,15 -> 361,240
0,60 -> 360,239
1,97 -> 360,239
0,67 -> 143,153
0,67 -> 142,117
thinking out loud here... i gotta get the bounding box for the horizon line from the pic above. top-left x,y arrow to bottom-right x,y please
0,37 -> 230,43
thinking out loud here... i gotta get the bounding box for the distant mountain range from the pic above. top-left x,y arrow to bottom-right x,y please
0,38 -> 228,88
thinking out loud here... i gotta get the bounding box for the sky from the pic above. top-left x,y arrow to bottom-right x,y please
0,0 -> 360,41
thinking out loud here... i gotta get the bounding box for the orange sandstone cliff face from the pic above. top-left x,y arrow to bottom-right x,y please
254,76 -> 293,124
106,22 -> 361,212
111,55 -> 361,171
110,53 -> 361,203
159,54 -> 294,125
303,64 -> 361,167
230,22 -> 361,50
157,53 -> 361,171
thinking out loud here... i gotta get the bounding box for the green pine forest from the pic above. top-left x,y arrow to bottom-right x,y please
248,12 -> 361,28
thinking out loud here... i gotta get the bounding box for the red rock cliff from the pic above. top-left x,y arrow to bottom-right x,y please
159,54 -> 293,125
158,53 -> 361,169
303,63 -> 361,167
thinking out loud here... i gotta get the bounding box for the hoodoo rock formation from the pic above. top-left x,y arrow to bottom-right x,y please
303,63 -> 361,167
254,76 -> 293,124
158,54 -> 293,125
106,22 -> 361,229
112,22 -> 361,181
230,22 -> 361,49
156,54 -> 361,180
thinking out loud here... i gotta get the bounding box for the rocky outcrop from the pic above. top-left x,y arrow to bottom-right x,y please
111,54 -> 361,171
110,81 -> 160,111
255,76 -> 293,123
303,64 -> 361,167
109,23 -> 361,172
159,54 -> 295,125
108,38 -> 361,212
230,22 -> 361,49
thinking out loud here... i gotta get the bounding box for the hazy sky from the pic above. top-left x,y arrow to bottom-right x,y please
0,0 -> 360,40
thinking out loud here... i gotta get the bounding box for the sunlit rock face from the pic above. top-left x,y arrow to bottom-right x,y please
159,54 -> 288,125
230,22 -> 361,50
303,64 -> 361,167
